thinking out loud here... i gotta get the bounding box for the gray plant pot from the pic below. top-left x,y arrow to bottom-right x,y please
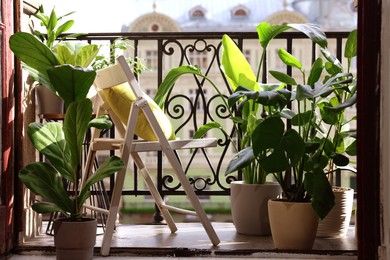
35,85 -> 64,115
53,218 -> 97,260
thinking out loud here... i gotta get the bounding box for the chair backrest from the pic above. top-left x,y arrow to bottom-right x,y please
92,56 -> 175,141
93,56 -> 146,100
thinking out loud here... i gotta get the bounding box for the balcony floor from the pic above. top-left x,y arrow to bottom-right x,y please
11,222 -> 357,259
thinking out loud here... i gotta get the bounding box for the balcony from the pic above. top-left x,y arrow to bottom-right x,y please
16,31 -> 357,258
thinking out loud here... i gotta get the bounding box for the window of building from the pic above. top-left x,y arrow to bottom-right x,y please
188,88 -> 207,111
189,6 -> 207,19
145,50 -> 158,71
232,6 -> 249,18
188,50 -> 208,71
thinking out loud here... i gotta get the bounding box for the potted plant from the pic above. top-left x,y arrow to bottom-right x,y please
220,22 -> 356,249
11,20 -> 124,257
14,5 -> 99,115
17,64 -> 124,259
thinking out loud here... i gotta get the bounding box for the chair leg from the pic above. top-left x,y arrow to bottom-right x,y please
163,149 -> 220,246
100,168 -> 127,256
131,152 -> 177,233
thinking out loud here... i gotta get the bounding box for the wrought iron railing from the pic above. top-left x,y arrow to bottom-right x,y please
69,31 -> 353,220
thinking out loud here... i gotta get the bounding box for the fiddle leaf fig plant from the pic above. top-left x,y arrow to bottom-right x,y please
31,4 -> 83,49
18,65 -> 124,220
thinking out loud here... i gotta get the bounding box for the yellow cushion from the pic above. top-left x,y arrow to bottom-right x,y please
100,83 -> 176,141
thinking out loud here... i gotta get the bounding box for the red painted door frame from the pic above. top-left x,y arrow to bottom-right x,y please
0,0 -> 15,255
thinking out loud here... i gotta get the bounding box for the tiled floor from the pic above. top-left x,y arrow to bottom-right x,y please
7,222 -> 357,259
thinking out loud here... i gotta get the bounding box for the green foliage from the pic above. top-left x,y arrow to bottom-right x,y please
18,66 -> 124,220
153,22 -> 357,219
91,37 -> 150,75
31,5 -> 83,49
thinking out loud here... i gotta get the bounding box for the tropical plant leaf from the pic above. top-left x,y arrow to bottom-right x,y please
19,162 -> 74,214
47,65 -> 96,108
27,122 -> 73,181
78,156 -> 124,208
305,168 -> 335,219
307,58 -> 324,86
269,70 -> 297,85
221,34 -> 257,91
63,99 -> 93,175
344,29 -> 357,59
9,32 -> 60,91
154,65 -> 203,109
89,115 -> 113,130
225,147 -> 255,175
193,122 -> 223,139
288,23 -> 328,49
277,48 -> 302,70
32,201 -> 66,214
256,22 -> 290,49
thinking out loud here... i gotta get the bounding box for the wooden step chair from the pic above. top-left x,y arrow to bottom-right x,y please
83,56 -> 220,256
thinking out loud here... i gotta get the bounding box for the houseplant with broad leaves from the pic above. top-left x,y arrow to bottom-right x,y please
221,22 -> 356,249
10,32 -> 124,259
11,4 -> 99,115
16,63 -> 124,259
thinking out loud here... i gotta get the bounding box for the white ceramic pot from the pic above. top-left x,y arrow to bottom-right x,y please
317,187 -> 354,238
230,181 -> 281,235
268,199 -> 319,250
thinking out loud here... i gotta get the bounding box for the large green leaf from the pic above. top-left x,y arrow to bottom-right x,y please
288,23 -> 328,49
27,122 -> 73,181
225,147 -> 255,175
19,162 -> 74,215
278,48 -> 302,70
307,58 -> 324,86
47,65 -> 96,108
194,122 -> 223,139
305,168 -> 335,219
256,22 -> 290,49
154,65 -> 203,109
253,117 -> 305,173
344,29 -> 357,59
221,34 -> 257,91
54,42 -> 100,67
32,201 -> 66,214
78,156 -> 124,209
9,32 -> 60,91
257,22 -> 328,49
269,70 -> 297,86
63,99 -> 93,174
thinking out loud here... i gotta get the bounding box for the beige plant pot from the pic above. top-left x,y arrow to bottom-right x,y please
35,85 -> 64,115
53,218 -> 97,260
268,199 -> 319,250
230,181 -> 281,235
317,187 -> 354,238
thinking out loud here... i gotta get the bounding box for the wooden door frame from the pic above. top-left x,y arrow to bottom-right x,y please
1,0 -> 16,255
0,0 -> 384,259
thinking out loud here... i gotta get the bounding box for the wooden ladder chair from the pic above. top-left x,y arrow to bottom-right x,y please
83,56 -> 220,256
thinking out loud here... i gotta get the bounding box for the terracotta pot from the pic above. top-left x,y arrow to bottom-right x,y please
35,85 -> 64,115
268,199 -> 319,250
317,187 -> 354,238
230,181 -> 281,235
53,218 -> 97,260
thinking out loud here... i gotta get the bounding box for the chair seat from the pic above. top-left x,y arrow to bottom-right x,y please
90,137 -> 218,152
